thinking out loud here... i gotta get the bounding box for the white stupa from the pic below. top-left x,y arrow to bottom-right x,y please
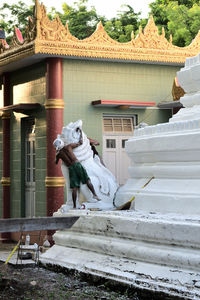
115,53 -> 200,215
41,54 -> 200,299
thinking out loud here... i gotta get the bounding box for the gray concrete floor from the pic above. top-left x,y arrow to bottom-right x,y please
0,242 -> 38,266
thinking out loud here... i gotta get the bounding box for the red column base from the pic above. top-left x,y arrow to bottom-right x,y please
46,186 -> 64,245
46,186 -> 64,217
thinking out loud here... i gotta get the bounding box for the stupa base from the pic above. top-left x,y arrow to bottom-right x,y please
40,210 -> 200,299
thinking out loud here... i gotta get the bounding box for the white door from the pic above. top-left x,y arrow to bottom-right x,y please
25,119 -> 35,217
103,136 -> 132,185
103,117 -> 134,185
119,137 -> 132,184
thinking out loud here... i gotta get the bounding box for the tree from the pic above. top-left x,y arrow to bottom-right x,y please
0,1 -> 34,43
0,0 -> 140,43
168,3 -> 200,46
3,0 -> 200,47
51,0 -> 99,40
50,1 -> 140,42
104,5 -> 140,42
149,0 -> 200,46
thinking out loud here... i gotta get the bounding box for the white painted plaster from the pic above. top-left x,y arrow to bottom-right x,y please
56,120 -> 118,211
42,54 -> 200,298
115,54 -> 200,213
41,210 -> 200,299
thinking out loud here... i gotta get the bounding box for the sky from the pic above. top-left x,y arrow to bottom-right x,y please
6,0 -> 154,19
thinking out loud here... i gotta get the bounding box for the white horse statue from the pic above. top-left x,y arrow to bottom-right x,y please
57,120 -> 119,211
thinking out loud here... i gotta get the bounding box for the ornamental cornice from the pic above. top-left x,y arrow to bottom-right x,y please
0,42 -> 35,68
1,0 -> 200,66
32,4 -> 200,63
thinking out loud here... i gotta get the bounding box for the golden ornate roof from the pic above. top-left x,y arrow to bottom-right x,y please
1,0 -> 200,69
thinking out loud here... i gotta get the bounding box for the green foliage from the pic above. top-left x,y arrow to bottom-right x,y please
51,0 -> 99,40
0,0 -> 140,43
167,3 -> 191,46
0,1 -> 34,43
2,0 -> 200,47
103,5 -> 140,42
149,0 -> 200,46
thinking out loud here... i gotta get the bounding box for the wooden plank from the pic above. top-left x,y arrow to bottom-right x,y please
0,216 -> 79,233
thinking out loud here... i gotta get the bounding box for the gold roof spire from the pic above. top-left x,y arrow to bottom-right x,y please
80,21 -> 120,44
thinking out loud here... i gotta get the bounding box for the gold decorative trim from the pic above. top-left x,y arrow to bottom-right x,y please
0,43 -> 35,68
45,176 -> 65,187
33,6 -> 200,64
36,0 -> 78,43
2,111 -> 11,119
24,16 -> 36,43
1,177 -> 11,186
45,99 -> 64,109
2,0 -> 200,66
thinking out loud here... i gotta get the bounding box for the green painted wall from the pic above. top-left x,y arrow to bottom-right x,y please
10,115 -> 21,218
34,111 -> 46,217
63,59 -> 179,154
0,58 -> 181,219
0,88 -> 2,217
9,63 -> 47,218
0,119 -> 2,218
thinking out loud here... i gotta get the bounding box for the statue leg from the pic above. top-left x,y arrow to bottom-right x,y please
86,179 -> 100,200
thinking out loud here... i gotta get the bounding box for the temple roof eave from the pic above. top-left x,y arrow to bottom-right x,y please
0,48 -> 185,76
0,39 -> 188,76
1,0 -> 200,73
0,42 -> 35,74
34,38 -> 194,64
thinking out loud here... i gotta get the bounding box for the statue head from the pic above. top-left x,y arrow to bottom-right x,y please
53,138 -> 64,151
61,120 -> 83,145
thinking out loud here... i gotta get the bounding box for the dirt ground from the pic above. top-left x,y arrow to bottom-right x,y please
0,262 -> 141,300
0,263 -> 185,300
0,244 -> 183,300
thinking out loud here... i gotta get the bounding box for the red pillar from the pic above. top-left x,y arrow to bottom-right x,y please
45,58 -> 65,217
1,73 -> 11,242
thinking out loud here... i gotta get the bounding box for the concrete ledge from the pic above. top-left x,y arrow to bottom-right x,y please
41,211 -> 200,299
40,245 -> 200,299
